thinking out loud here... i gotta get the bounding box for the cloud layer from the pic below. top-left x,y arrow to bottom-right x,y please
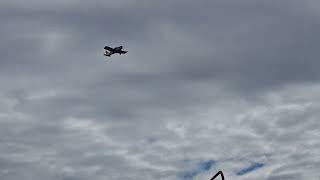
1,0 -> 320,179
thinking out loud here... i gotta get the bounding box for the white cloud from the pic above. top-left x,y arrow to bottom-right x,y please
0,0 -> 319,179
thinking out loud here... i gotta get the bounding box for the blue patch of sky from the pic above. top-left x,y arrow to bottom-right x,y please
179,160 -> 216,180
236,163 -> 265,176
200,160 -> 216,171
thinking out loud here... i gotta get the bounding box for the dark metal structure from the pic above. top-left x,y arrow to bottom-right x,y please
210,171 -> 225,180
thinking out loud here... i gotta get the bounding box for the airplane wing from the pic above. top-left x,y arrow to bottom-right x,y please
104,46 -> 114,51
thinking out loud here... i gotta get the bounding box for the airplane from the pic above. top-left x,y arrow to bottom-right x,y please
103,45 -> 128,57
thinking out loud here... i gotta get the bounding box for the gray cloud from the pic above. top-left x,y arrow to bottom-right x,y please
0,0 -> 319,180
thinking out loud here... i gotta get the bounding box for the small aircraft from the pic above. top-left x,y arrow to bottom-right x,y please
103,45 -> 128,57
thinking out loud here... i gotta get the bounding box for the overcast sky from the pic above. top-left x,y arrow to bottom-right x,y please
1,0 -> 320,180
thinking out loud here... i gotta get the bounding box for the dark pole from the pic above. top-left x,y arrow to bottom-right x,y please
210,171 -> 224,180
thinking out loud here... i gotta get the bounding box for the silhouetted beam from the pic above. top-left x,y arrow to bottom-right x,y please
210,171 -> 224,180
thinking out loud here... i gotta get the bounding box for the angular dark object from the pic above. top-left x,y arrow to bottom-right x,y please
210,171 -> 224,180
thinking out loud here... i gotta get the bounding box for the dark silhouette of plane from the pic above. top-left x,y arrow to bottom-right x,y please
104,46 -> 128,57
210,171 -> 224,180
